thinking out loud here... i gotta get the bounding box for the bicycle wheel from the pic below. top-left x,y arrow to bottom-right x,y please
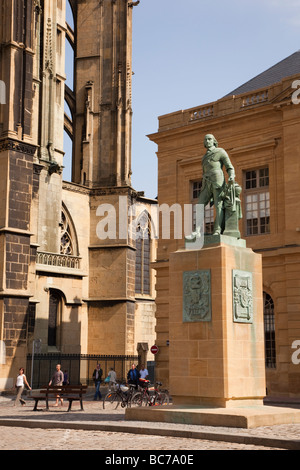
154,391 -> 170,406
103,391 -> 122,410
130,392 -> 149,407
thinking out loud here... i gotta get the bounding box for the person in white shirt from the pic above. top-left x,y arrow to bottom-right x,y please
14,368 -> 31,406
107,368 -> 117,390
139,364 -> 149,380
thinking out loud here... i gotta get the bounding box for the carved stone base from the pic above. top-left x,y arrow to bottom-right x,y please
168,239 -> 265,407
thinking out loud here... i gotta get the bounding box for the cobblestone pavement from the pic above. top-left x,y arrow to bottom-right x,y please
0,426 -> 284,450
0,394 -> 299,451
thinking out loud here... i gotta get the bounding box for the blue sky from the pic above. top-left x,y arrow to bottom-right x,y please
64,0 -> 300,199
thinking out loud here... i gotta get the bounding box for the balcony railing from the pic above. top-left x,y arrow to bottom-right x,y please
241,90 -> 269,107
36,251 -> 81,270
190,104 -> 214,121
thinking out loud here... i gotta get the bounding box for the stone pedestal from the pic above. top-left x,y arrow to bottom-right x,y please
168,236 -> 266,408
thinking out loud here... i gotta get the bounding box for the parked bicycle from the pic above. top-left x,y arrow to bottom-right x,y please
131,379 -> 170,407
102,382 -> 137,410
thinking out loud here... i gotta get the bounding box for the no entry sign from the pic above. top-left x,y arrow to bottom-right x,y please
150,345 -> 159,355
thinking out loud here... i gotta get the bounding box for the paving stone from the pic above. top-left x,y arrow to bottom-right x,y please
0,394 -> 298,450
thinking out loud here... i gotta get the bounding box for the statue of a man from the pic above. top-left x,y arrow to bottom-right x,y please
198,134 -> 235,235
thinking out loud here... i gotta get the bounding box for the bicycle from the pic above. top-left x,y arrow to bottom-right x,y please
131,379 -> 170,407
102,382 -> 137,410
153,382 -> 170,406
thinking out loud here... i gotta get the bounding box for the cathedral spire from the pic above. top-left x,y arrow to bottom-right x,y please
73,0 -> 135,187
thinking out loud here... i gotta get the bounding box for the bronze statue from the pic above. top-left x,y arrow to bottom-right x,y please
186,134 -> 242,244
199,134 -> 235,235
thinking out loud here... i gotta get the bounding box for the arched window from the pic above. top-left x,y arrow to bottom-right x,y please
66,0 -> 75,32
48,291 -> 62,347
263,292 -> 276,369
135,211 -> 151,295
60,205 -> 78,256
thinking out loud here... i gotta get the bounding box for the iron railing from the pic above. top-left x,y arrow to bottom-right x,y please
26,353 -> 140,389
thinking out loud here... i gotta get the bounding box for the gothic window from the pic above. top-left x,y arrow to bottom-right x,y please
244,168 -> 270,236
263,292 -> 276,369
66,0 -> 75,31
135,211 -> 151,295
65,0 -> 75,90
63,0 -> 75,182
27,303 -> 36,336
191,181 -> 214,234
48,291 -> 62,347
60,205 -> 78,256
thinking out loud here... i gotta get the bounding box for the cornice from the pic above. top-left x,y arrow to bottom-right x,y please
83,297 -> 136,304
0,227 -> 34,237
62,181 -> 91,195
90,185 -> 139,198
0,289 -> 33,299
229,138 -> 278,156
0,138 -> 37,156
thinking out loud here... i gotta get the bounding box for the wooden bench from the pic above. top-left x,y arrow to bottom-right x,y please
31,385 -> 88,412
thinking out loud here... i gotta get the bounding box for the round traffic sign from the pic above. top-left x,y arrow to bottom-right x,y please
150,345 -> 159,355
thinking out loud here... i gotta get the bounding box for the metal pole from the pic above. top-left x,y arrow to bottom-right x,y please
31,339 -> 41,390
30,341 -> 34,390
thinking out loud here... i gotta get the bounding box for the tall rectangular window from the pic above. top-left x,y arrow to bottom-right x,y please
264,292 -> 276,369
244,168 -> 270,236
48,291 -> 61,347
56,79 -> 62,105
135,212 -> 151,295
57,28 -> 63,55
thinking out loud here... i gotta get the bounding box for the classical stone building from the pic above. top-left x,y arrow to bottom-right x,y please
149,51 -> 300,397
0,0 -> 156,389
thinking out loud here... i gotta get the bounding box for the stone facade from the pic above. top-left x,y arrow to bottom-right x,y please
0,0 -> 156,389
149,64 -> 300,397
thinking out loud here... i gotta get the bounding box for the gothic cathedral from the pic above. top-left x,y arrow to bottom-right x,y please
0,0 -> 156,388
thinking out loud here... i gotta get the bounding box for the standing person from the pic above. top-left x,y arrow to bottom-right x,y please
49,364 -> 64,407
93,364 -> 103,400
107,367 -> 117,390
127,363 -> 140,387
63,370 -> 69,385
139,364 -> 149,380
14,368 -> 31,406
